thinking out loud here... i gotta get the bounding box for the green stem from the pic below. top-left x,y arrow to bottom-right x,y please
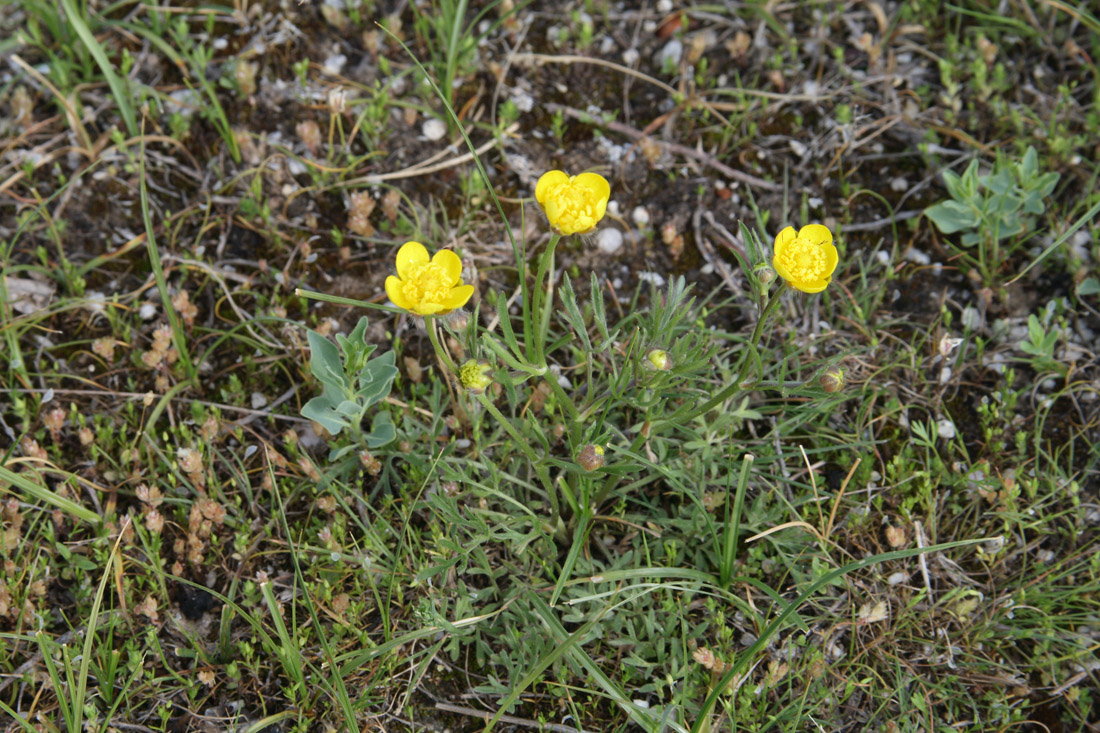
541,366 -> 581,425
424,317 -> 458,374
475,393 -> 559,525
530,233 -> 561,363
685,282 -> 788,422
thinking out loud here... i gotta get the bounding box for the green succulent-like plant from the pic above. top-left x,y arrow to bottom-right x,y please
301,316 -> 398,455
925,146 -> 1059,286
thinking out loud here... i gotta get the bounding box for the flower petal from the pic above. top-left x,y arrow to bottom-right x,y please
798,224 -> 833,249
431,249 -> 464,286
772,255 -> 794,285
416,301 -> 446,316
773,226 -> 797,257
535,170 -> 569,205
385,275 -> 410,310
443,284 -> 475,310
573,171 -> 610,216
395,241 -> 429,280
793,277 -> 830,294
821,242 -> 839,279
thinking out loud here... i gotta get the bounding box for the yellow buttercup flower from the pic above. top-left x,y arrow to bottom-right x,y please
771,224 -> 838,294
384,241 -> 474,315
535,170 -> 610,235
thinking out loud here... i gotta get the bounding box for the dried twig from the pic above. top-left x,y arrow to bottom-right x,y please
434,702 -> 594,733
546,103 -> 781,191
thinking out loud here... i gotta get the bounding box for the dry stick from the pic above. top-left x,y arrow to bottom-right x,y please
544,103 -> 781,192
841,210 -> 922,232
913,519 -> 934,603
434,702 -> 593,733
0,387 -> 435,421
342,125 -> 515,186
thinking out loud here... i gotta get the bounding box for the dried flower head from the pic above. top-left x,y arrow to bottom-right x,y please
820,368 -> 846,393
577,444 -> 606,472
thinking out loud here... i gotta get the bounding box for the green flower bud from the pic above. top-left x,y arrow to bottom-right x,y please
576,444 -> 605,472
755,264 -> 777,287
645,349 -> 671,371
459,359 -> 493,394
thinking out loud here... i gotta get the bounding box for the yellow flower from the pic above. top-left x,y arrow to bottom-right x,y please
384,241 -> 474,315
535,170 -> 610,235
771,224 -> 838,294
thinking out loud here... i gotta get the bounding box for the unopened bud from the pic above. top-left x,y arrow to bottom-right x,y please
446,309 -> 470,333
820,369 -> 845,393
755,264 -> 777,287
645,349 -> 671,371
459,359 -> 493,394
576,444 -> 605,472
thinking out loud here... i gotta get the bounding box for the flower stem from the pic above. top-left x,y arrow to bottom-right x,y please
683,282 -> 788,422
425,317 -> 457,374
474,392 -> 560,524
530,233 -> 561,364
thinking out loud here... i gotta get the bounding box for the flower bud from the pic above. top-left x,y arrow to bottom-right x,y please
446,309 -> 470,333
645,349 -> 671,371
755,264 -> 777,287
576,444 -> 605,472
459,360 -> 493,395
820,369 -> 845,393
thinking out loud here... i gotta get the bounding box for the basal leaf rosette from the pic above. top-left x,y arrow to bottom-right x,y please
535,170 -> 610,236
384,241 -> 474,316
771,224 -> 838,294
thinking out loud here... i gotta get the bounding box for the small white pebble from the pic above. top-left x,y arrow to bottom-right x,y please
890,177 -> 909,192
961,306 -> 983,330
422,118 -> 446,141
904,248 -> 931,266
887,572 -> 909,586
607,200 -> 621,217
656,0 -> 673,11
139,303 -> 157,320
638,271 -> 666,288
937,419 -> 956,440
322,54 -> 347,75
622,48 -> 639,66
596,228 -> 624,255
656,39 -> 682,68
511,90 -> 534,113
875,250 -> 891,265
631,206 -> 650,227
